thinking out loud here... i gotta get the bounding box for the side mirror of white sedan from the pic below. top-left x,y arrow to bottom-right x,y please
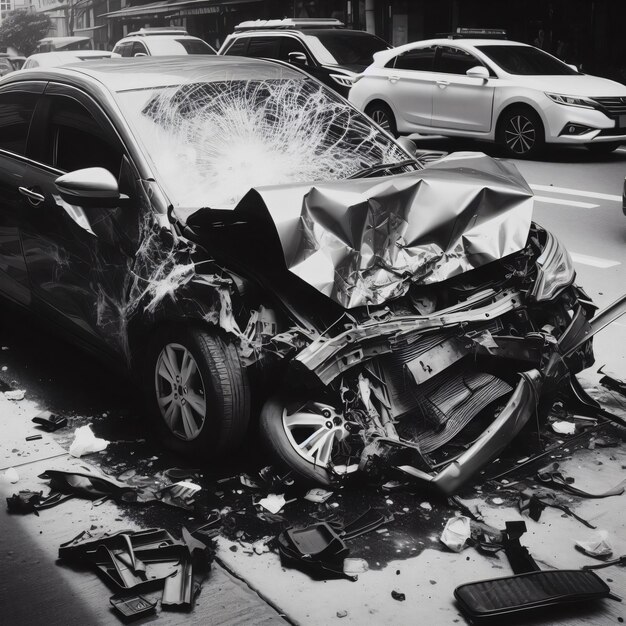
466,66 -> 490,80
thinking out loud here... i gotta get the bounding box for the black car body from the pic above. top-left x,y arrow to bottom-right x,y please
1,57 -> 623,492
218,19 -> 390,98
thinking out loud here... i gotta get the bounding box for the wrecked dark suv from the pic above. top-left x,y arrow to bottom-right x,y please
0,57 -> 622,493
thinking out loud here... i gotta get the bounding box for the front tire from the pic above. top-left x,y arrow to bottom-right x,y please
365,102 -> 398,137
144,326 -> 250,458
260,395 -> 359,486
497,106 -> 545,158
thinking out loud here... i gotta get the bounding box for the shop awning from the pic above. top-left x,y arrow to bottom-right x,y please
102,0 -> 260,19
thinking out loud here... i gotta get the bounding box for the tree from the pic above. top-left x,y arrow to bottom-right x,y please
0,10 -> 52,56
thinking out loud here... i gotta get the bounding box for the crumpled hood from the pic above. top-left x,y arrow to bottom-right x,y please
235,152 -> 533,309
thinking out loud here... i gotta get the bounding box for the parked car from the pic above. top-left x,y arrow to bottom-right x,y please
349,38 -> 626,157
22,51 -> 113,70
219,18 -> 390,97
0,55 -> 14,77
0,57 -> 619,491
35,36 -> 93,53
112,27 -> 216,57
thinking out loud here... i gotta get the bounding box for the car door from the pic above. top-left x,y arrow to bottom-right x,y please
19,84 -> 140,352
430,45 -> 495,132
384,46 -> 436,127
0,82 -> 44,305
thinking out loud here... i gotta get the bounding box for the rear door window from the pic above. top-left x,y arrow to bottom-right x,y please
114,42 -> 133,57
246,37 -> 281,59
435,46 -> 483,75
389,46 -> 436,71
131,41 -> 149,56
0,91 -> 38,156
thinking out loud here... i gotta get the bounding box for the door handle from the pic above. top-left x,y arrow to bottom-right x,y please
388,75 -> 400,83
436,80 -> 449,88
18,186 -> 45,205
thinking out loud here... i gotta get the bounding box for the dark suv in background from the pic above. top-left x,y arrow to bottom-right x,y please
218,18 -> 390,97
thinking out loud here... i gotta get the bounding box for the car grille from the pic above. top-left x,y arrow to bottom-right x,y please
592,96 -> 626,116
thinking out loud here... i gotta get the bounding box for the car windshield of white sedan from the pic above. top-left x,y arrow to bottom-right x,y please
115,77 -> 407,209
477,45 -> 579,75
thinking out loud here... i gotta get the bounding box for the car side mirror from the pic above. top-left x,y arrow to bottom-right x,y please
288,51 -> 308,66
134,52 -> 148,58
466,65 -> 489,80
55,167 -> 126,208
567,63 -> 579,72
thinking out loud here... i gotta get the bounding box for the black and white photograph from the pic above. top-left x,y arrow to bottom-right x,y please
0,1 -> 625,624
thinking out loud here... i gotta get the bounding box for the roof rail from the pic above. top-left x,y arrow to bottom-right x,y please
234,18 -> 344,31
127,27 -> 189,37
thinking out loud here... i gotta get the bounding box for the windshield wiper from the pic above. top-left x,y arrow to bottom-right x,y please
348,159 -> 419,179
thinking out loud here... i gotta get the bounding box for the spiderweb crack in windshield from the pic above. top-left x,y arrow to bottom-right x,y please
127,78 -> 406,209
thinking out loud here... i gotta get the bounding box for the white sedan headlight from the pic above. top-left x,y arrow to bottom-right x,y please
545,93 -> 596,109
530,231 -> 576,301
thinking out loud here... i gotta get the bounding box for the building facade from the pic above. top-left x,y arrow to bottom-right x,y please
25,0 -> 626,83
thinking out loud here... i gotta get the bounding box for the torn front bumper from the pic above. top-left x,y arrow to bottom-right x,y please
394,294 -> 626,495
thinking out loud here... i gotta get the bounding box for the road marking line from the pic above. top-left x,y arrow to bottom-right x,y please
570,252 -> 621,268
533,195 -> 598,209
530,184 -> 622,203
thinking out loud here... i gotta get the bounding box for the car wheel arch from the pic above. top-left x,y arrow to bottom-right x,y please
496,102 -> 547,142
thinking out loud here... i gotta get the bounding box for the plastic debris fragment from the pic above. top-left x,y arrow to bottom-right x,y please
110,595 -> 157,621
440,516 -> 472,552
258,493 -> 286,514
31,411 -> 67,432
304,488 -> 333,503
68,424 -> 108,457
6,490 -> 42,514
391,590 -> 406,601
576,531 -> 613,559
4,389 -> 25,401
2,467 -> 19,484
155,481 -> 202,510
551,420 -> 576,435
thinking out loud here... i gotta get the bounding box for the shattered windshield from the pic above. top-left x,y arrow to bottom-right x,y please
115,76 -> 408,210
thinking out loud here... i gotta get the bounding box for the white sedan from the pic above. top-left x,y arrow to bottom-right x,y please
349,39 -> 626,157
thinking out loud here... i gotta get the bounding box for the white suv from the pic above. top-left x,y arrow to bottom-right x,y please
113,28 -> 216,57
349,38 -> 626,157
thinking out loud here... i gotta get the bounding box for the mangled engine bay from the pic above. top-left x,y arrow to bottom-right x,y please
176,153 -> 614,492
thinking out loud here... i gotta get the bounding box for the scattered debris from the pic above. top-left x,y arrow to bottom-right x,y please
440,516 -> 471,552
31,411 -> 67,432
277,523 -> 353,581
551,420 -> 576,435
68,425 -> 109,458
419,502 -> 432,511
455,570 -> 612,623
537,463 -> 626,498
576,531 -> 613,559
4,389 -> 25,401
110,595 -> 157,621
582,555 -> 626,570
155,481 -> 202,511
304,488 -> 334,504
391,590 -> 406,601
258,493 -> 287,515
1,467 -> 19,484
6,490 -> 42,514
25,434 -> 42,441
39,469 -> 134,506
598,365 -> 626,398
336,609 -> 348,618
501,521 -> 540,574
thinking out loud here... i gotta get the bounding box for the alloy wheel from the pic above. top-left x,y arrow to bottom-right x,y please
154,342 -> 207,441
281,401 -> 350,468
371,109 -> 391,132
504,114 -> 536,155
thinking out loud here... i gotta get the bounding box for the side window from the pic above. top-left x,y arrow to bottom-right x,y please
131,41 -> 149,56
279,37 -> 311,62
223,38 -> 248,56
246,37 -> 280,59
43,95 -> 122,176
390,46 -> 436,71
0,59 -> 13,77
436,46 -> 483,75
116,42 -> 133,57
0,91 -> 38,156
